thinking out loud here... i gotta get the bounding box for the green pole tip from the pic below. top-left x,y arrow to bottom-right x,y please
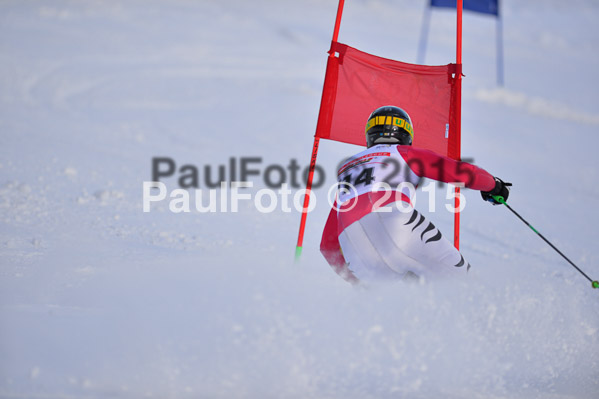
294,246 -> 302,261
491,195 -> 505,204
592,281 -> 599,289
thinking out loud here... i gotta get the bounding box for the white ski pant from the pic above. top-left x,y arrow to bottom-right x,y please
338,206 -> 470,282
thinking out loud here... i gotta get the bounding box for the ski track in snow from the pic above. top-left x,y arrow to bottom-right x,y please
0,0 -> 598,398
473,87 -> 599,125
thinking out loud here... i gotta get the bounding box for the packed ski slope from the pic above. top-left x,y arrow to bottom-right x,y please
1,0 -> 598,398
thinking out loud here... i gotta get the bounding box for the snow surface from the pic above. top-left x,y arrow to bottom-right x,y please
1,0 -> 598,398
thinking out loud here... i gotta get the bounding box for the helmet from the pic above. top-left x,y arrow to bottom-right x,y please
365,106 -> 414,148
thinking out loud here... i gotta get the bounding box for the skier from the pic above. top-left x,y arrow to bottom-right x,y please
320,105 -> 511,284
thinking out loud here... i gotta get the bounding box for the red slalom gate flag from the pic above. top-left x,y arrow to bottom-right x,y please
316,41 -> 460,159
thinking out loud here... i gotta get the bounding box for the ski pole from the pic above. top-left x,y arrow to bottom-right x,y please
492,195 -> 598,289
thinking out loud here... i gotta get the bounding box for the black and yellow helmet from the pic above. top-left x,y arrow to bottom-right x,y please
365,106 -> 414,148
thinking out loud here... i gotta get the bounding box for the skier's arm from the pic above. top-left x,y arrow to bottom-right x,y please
320,206 -> 358,284
398,146 -> 496,191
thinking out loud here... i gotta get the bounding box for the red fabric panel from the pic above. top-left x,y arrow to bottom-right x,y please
316,42 -> 460,159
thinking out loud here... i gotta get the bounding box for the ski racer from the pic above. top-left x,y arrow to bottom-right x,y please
320,106 -> 511,284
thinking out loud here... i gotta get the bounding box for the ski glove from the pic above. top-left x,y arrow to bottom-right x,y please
481,177 -> 511,205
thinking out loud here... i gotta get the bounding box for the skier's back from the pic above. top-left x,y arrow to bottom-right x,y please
320,106 -> 510,284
